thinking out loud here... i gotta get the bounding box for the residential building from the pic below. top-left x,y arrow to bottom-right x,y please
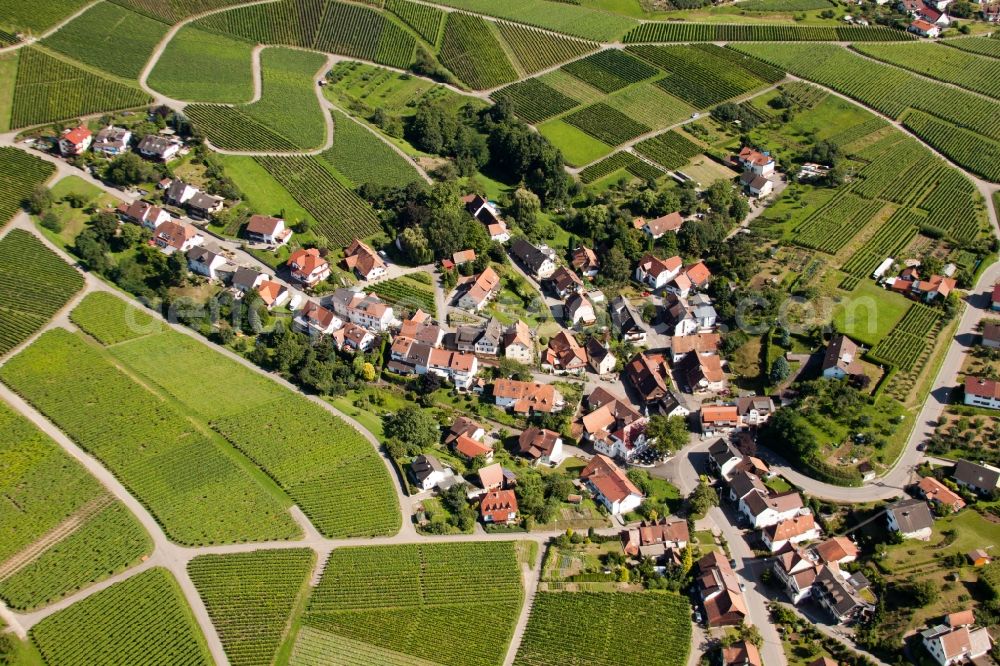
762,513 -> 821,552
595,419 -> 653,463
455,433 -> 493,461
912,274 -> 957,302
965,376 -> 1000,410
722,641 -> 762,666
329,289 -> 394,331
232,267 -> 268,294
697,551 -> 749,627
152,220 -> 203,254
886,497 -> 934,540
547,266 -> 583,299
679,351 -> 726,393
740,171 -> 773,197
392,343 -> 479,389
918,476 -> 966,512
474,316 -> 502,356
92,126 -> 131,156
343,239 -> 386,281
620,518 -> 689,560
492,379 -> 564,414
542,330 -> 587,375
444,417 -> 486,448
610,296 -> 647,344
635,211 -> 683,239
294,301 -> 343,337
669,333 -> 720,363
452,249 -> 475,266
463,194 -> 510,242
992,284 -> 1000,311
738,146 -> 775,176
245,215 -> 292,247
822,334 -> 864,380
397,310 -> 442,347
635,254 -> 682,290
256,280 -> 290,310
625,353 -> 670,404
773,537 -> 860,605
922,623 -> 992,666
165,179 -> 198,207
510,239 -> 556,279
952,459 -> 1000,495
701,404 -> 739,436
456,267 -> 501,312
586,338 -> 616,375
411,454 -> 450,491
480,489 -> 518,525
117,200 -> 170,230
187,246 -> 227,280
739,490 -> 805,529
736,396 -> 775,427
137,135 -> 181,161
59,126 -> 92,156
565,293 -> 596,327
968,549 -> 992,567
571,246 -> 599,277
580,454 -> 643,515
332,322 -> 376,353
813,564 -> 875,624
287,248 -> 331,287
478,463 -> 505,492
502,320 -> 533,363
982,322 -> 1000,349
517,427 -> 564,466
708,439 -> 743,479
582,389 -> 644,456
187,191 -> 224,219
453,325 -> 483,353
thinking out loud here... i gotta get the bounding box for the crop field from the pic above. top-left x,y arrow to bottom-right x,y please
561,49 -> 657,94
188,47 -> 327,151
321,110 -> 423,188
492,78 -> 580,124
854,42 -> 1000,100
0,0 -> 89,33
0,229 -> 83,357
623,23 -> 911,42
537,69 -> 605,105
740,0 -> 833,11
386,0 -> 443,45
369,275 -> 436,316
108,0 -> 246,23
871,303 -> 940,371
628,45 -> 770,108
0,329 -> 300,545
256,155 -> 382,246
945,37 -> 1000,60
10,47 -> 151,129
634,130 -> 702,170
439,13 -> 518,90
106,326 -> 400,537
852,137 -> 934,203
565,102 -> 650,146
429,0 -> 636,41
828,116 -> 887,150
0,502 -> 150,611
604,83 -> 694,130
496,21 -> 596,74
189,549 -> 314,666
626,159 -> 665,181
730,44 -> 1000,183
196,0 -> 416,69
710,45 -> 785,84
304,542 -> 522,666
921,169 -> 983,243
0,147 -> 54,225
902,110 -> 1000,184
579,151 -> 639,183
290,627 -> 444,666
70,292 -> 162,345
792,192 -> 884,254
41,1 -> 169,79
147,26 -> 255,103
31,568 -> 212,666
514,591 -> 690,666
839,208 -> 921,280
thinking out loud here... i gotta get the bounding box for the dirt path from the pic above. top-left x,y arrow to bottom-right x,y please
502,544 -> 546,666
0,494 -> 113,581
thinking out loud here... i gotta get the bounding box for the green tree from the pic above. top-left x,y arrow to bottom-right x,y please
687,480 -> 718,518
383,405 -> 439,448
105,152 -> 159,187
769,356 -> 791,384
601,247 -> 631,285
646,415 -> 690,454
26,186 -> 53,214
509,187 -> 540,236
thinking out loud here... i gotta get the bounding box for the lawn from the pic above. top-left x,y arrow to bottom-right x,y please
34,175 -> 117,250
216,154 -> 317,233
538,119 -> 613,167
679,155 -> 739,186
829,279 -> 909,347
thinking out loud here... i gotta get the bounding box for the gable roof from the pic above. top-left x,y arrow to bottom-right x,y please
822,334 -> 862,375
510,239 -> 551,274
480,489 -> 518,521
518,427 -> 561,460
461,266 -> 501,306
581,454 -> 642,504
814,536 -> 858,564
455,434 -> 492,459
966,376 -> 1000,400
287,248 -> 328,275
765,513 -> 817,542
641,212 -> 683,236
918,476 -> 966,509
246,214 -> 284,236
343,239 -> 384,276
953,458 -> 1000,489
636,254 -> 682,278
504,320 -> 532,349
478,462 -> 504,489
886,497 -> 934,533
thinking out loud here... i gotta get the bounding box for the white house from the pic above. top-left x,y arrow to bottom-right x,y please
511,239 -> 556,279
517,427 -> 564,466
245,215 -> 292,247
152,221 -> 203,254
965,377 -> 1000,410
287,248 -> 331,288
566,293 -> 596,327
886,498 -> 934,540
922,624 -> 992,666
343,239 -> 386,281
738,147 -> 775,176
187,247 -> 227,281
294,301 -> 344,337
762,513 -> 821,552
165,180 -> 199,207
581,455 -> 643,515
138,135 -> 182,161
92,126 -> 131,156
739,490 -> 805,529
410,454 -> 452,491
635,254 -> 682,290
592,420 -> 653,463
503,320 -> 534,364
59,126 -> 92,156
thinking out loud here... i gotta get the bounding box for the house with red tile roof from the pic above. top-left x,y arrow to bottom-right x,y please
918,476 -> 966,512
294,301 -> 343,337
965,376 -> 1000,410
697,551 -> 749,627
991,284 -> 1000,311
635,211 -> 684,239
542,330 -> 587,375
457,266 -> 501,312
287,248 -> 331,287
343,239 -> 386,281
571,246 -> 599,277
762,513 -> 821,552
117,200 -> 170,230
620,518 -> 689,558
456,434 -> 494,461
480,490 -> 518,525
580,454 -> 643,515
722,641 -> 762,666
492,379 -> 564,413
635,254 -> 682,290
59,126 -> 92,156
151,220 -> 203,254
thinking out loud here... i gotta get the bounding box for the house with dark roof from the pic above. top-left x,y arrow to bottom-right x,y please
634,254 -> 682,290
410,454 -> 451,491
952,459 -> 1000,496
571,246 -> 599,277
510,239 -> 556,279
813,564 -> 875,624
822,334 -> 864,380
517,427 -> 563,466
886,497 -> 934,540
610,296 -> 647,344
187,246 -> 227,281
138,134 -> 181,161
625,353 -> 669,404
93,126 -> 131,156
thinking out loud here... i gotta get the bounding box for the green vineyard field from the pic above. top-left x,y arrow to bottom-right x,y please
439,13 -> 518,90
386,0 -> 443,45
147,26 -> 255,104
496,21 -> 596,74
562,49 -> 658,94
623,23 -> 911,42
321,110 -> 423,189
564,102 -> 650,146
70,292 -> 162,345
634,130 -> 702,170
579,151 -> 639,183
370,275 -> 437,316
492,78 -> 581,124
854,41 -> 1000,100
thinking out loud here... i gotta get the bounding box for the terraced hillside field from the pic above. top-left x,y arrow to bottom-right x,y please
321,110 -> 423,189
147,26 -> 255,103
302,542 -> 523,666
438,13 -> 518,90
0,229 -> 83,357
0,0 -> 90,34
